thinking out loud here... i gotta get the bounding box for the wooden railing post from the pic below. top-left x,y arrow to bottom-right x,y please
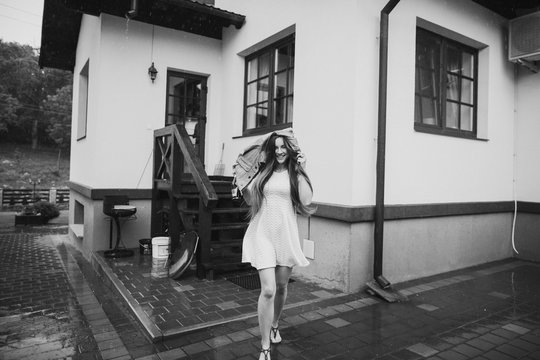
151,134 -> 164,238
197,200 -> 213,279
49,188 -> 57,204
168,137 -> 183,251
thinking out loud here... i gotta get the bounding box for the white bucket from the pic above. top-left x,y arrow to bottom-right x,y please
151,257 -> 168,278
152,237 -> 170,259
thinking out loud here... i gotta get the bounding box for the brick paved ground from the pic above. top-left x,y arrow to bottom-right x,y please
0,230 -> 100,360
92,249 -> 345,340
1,221 -> 539,360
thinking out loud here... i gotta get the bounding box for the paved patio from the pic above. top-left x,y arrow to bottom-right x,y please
91,249 -> 346,341
1,216 -> 539,359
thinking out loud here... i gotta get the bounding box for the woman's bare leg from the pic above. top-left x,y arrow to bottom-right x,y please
272,266 -> 292,330
258,267 -> 276,359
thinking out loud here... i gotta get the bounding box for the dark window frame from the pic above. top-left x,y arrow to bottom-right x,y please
414,28 -> 479,139
164,70 -> 208,163
242,35 -> 295,136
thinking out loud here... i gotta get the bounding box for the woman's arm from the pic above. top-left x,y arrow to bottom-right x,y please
298,175 -> 313,206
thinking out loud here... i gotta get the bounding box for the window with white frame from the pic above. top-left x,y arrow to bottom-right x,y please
243,35 -> 295,135
414,28 -> 478,138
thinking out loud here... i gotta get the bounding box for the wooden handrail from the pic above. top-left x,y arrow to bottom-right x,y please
154,125 -> 218,208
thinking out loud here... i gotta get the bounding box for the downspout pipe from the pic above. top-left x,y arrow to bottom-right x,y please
374,0 -> 400,287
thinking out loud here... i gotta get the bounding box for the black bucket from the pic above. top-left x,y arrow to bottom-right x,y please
139,238 -> 151,255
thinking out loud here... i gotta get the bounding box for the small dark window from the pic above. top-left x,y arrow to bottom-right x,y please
414,28 -> 478,138
243,35 -> 295,135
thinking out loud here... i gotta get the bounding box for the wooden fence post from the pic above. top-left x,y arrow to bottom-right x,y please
49,189 -> 57,204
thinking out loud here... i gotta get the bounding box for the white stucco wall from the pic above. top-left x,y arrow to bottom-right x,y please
72,1 -> 527,205
384,0 -> 516,205
71,15 -> 101,187
514,61 -> 540,261
66,1 -> 540,289
71,14 -> 224,189
214,0 -> 525,209
516,68 -> 540,202
218,0 -> 381,206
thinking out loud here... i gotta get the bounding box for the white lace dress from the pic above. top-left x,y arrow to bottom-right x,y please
242,170 -> 310,270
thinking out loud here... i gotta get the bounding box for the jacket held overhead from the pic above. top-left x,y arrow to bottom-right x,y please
232,128 -> 300,194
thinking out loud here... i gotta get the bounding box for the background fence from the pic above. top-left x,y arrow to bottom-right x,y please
0,189 -> 70,209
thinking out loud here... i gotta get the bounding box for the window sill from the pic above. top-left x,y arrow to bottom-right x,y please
414,124 -> 487,141
70,224 -> 84,240
234,123 -> 292,139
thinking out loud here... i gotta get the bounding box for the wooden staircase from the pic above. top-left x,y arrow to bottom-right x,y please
151,125 -> 250,279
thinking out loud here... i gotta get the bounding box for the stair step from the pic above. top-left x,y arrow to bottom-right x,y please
210,239 -> 243,249
175,192 -> 234,199
211,222 -> 248,231
179,207 -> 248,215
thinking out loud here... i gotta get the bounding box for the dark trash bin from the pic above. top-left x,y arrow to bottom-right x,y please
139,238 -> 152,255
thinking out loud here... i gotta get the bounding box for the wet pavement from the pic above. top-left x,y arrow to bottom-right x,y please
0,215 -> 539,360
92,248 -> 345,341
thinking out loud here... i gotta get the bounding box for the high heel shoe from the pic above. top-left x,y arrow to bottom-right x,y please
270,325 -> 281,344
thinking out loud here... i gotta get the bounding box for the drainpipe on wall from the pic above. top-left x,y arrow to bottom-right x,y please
374,0 -> 401,289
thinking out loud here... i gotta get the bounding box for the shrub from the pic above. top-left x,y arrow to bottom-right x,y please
29,201 -> 60,220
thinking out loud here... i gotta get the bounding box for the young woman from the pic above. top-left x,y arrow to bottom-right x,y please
241,134 -> 314,360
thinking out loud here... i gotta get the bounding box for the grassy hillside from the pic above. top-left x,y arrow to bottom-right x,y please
0,143 -> 70,189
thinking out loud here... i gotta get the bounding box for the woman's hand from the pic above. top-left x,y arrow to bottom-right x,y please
296,152 -> 306,169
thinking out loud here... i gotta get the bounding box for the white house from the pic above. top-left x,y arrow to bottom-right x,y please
40,0 -> 540,293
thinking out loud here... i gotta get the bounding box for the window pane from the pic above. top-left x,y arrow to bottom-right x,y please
419,69 -> 437,97
461,78 -> 473,104
257,105 -> 268,127
274,97 -> 285,125
185,80 -> 201,117
246,106 -> 256,129
247,82 -> 257,105
288,69 -> 294,95
462,52 -> 474,78
275,72 -> 287,99
167,115 -> 179,126
461,106 -> 473,131
447,46 -> 461,75
421,97 -> 438,125
259,52 -> 270,77
415,96 -> 421,123
248,58 -> 258,82
446,74 -> 459,101
286,97 -> 293,123
168,95 -> 183,115
446,102 -> 459,129
186,97 -> 200,117
258,78 -> 269,102
275,44 -> 292,72
169,77 -> 185,96
416,32 -> 440,69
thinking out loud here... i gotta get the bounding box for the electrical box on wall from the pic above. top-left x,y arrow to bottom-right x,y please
303,239 -> 315,260
509,11 -> 540,62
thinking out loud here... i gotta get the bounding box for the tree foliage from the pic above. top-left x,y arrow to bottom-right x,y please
0,40 -> 72,149
43,84 -> 72,148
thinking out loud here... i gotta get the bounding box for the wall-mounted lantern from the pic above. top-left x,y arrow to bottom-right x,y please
148,62 -> 158,83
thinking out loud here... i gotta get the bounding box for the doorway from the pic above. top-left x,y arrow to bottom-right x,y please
166,71 -> 208,165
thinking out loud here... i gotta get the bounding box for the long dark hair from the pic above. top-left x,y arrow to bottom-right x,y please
247,134 -> 315,219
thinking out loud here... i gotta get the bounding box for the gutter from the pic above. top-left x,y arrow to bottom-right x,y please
373,0 -> 401,289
